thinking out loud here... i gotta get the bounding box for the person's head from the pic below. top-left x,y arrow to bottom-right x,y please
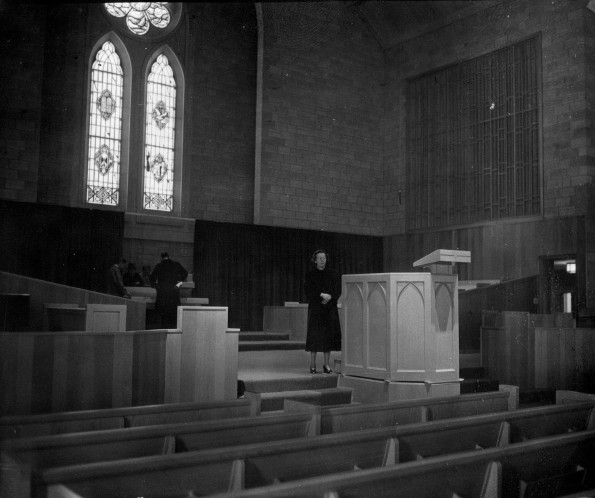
311,249 -> 328,271
160,252 -> 169,260
117,258 -> 127,272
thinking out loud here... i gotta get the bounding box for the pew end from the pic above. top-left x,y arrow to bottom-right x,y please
283,399 -> 321,436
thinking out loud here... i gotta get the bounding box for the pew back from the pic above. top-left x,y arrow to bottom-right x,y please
3,412 -> 316,469
0,397 -> 259,439
46,430 -> 595,498
35,403 -> 595,498
286,391 -> 511,434
202,430 -> 595,498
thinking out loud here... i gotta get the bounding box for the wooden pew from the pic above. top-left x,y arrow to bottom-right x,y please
197,430 -> 595,498
0,397 -> 260,439
286,390 -> 512,434
3,412 -> 317,469
33,403 -> 595,498
6,399 -> 594,472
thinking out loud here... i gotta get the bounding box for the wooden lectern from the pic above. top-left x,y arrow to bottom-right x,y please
339,249 -> 470,402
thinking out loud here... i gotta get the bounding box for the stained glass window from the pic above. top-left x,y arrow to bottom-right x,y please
86,41 -> 123,206
144,53 -> 176,212
104,3 -> 171,36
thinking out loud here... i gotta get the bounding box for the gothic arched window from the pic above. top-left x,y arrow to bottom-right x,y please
86,40 -> 124,206
143,52 -> 177,212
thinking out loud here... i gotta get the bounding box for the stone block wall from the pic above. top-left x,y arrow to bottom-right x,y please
255,2 -> 386,235
384,0 -> 594,235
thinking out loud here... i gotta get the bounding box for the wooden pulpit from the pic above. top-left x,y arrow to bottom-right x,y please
340,249 -> 470,402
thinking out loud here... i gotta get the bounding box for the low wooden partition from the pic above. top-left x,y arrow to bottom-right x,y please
263,304 -> 308,340
44,304 -> 126,332
0,271 -> 146,331
481,310 -> 595,390
263,303 -> 344,342
34,407 -> 595,498
174,306 -> 238,403
0,329 -> 180,416
0,293 -> 30,331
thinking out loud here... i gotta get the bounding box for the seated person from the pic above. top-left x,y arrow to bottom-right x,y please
123,263 -> 144,287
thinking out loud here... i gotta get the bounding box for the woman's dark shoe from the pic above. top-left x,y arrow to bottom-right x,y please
323,365 -> 333,374
309,367 -> 317,374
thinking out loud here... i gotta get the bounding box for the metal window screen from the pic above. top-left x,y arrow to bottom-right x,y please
406,36 -> 540,229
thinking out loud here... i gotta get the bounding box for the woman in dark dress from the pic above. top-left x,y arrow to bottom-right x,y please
304,249 -> 342,374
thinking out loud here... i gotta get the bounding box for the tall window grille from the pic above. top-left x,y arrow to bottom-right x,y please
86,41 -> 123,206
144,53 -> 176,212
406,36 -> 540,229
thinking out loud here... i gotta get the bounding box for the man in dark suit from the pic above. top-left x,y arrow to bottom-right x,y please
150,252 -> 188,328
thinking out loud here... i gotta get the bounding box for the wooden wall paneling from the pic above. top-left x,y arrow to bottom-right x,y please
0,330 -> 171,416
112,333 -> 133,408
15,334 -> 34,415
224,329 -> 240,401
263,306 -> 308,340
85,305 -> 127,333
178,306 -> 234,403
132,331 -> 167,406
164,330 -> 182,404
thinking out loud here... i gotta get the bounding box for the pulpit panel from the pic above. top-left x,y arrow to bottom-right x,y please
344,282 -> 364,368
395,281 -> 426,380
367,282 -> 388,371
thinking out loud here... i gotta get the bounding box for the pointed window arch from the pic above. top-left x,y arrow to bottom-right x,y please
86,40 -> 125,206
143,50 -> 181,212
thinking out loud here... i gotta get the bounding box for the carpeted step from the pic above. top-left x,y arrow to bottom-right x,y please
239,340 -> 306,352
244,375 -> 338,393
259,387 -> 353,412
238,331 -> 291,341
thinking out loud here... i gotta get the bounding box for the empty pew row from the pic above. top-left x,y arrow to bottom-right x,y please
201,430 -> 595,498
2,412 -> 318,469
285,389 -> 513,434
7,397 -> 594,472
26,402 -> 595,498
0,397 -> 260,439
0,390 -> 506,440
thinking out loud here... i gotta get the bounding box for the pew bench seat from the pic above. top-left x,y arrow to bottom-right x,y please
33,402 -> 595,498
45,430 -> 595,498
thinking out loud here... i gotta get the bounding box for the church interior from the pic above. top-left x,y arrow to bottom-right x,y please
1,0 -> 595,496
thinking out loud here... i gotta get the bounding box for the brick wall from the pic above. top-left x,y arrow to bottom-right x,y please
384,0 -> 594,235
0,3 -> 46,204
256,2 -> 386,235
183,2 -> 257,223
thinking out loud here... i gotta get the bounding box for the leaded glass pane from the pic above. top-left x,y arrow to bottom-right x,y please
144,53 -> 175,212
105,3 -> 171,36
87,41 -> 123,206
